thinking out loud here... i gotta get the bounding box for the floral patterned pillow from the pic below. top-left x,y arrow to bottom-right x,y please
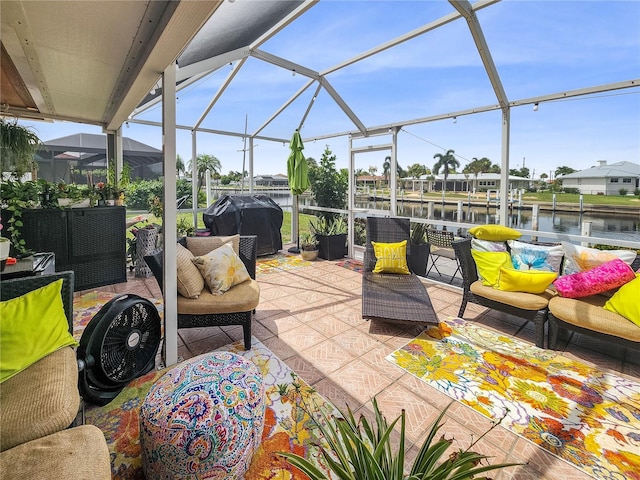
192,243 -> 250,295
508,240 -> 564,273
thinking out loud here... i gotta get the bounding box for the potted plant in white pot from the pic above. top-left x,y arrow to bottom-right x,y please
310,216 -> 347,261
300,231 -> 318,261
0,218 -> 10,271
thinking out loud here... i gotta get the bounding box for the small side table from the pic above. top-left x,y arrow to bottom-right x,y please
0,253 -> 55,280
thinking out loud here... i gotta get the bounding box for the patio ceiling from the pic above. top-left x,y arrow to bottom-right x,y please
0,0 -> 223,130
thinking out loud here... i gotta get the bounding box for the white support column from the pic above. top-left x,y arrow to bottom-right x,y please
499,107 -> 510,224
162,62 -> 178,367
115,127 -> 123,181
248,137 -> 255,194
348,136 -> 355,258
390,128 -> 398,216
191,131 -> 198,229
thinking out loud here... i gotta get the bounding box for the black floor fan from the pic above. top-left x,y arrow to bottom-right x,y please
77,294 -> 162,407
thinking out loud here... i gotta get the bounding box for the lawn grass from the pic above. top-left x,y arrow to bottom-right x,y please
126,210 -> 318,244
404,190 -> 639,206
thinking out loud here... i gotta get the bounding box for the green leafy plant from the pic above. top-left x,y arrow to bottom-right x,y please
176,216 -> 195,237
277,379 -> 519,480
300,231 -> 317,251
410,222 -> 428,245
0,179 -> 40,255
310,216 -> 348,236
0,118 -> 41,177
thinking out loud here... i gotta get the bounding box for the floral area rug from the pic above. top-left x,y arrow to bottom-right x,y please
84,337 -> 335,480
256,252 -> 311,275
386,317 -> 640,480
335,258 -> 363,273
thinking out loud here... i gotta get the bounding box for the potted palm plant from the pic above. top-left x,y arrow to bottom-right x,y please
300,231 -> 318,261
310,216 -> 347,261
277,382 -> 519,480
409,221 -> 430,276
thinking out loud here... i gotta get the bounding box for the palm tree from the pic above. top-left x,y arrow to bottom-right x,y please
465,157 -> 491,192
195,153 -> 222,194
382,156 -> 391,186
433,149 -> 460,200
176,154 -> 186,178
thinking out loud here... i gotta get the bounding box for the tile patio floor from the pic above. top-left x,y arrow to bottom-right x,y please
78,247 -> 639,480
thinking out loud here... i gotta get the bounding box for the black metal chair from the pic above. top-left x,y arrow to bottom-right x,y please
426,228 -> 461,283
361,217 -> 437,326
144,235 -> 259,349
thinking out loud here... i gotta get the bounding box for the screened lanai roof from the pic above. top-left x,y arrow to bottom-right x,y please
36,133 -> 162,169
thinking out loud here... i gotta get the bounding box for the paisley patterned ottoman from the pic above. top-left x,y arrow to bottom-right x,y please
140,351 -> 265,479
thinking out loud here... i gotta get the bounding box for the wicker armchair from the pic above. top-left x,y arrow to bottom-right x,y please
453,238 -> 552,348
144,235 -> 259,350
361,217 -> 437,326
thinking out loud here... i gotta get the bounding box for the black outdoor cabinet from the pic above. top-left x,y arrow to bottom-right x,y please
18,207 -> 127,291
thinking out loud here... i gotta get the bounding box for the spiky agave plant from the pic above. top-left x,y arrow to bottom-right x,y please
277,381 -> 520,480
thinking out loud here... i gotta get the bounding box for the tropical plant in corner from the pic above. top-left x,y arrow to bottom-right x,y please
277,379 -> 520,480
0,179 -> 40,256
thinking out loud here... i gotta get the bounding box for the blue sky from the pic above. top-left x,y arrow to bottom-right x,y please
21,0 -> 640,180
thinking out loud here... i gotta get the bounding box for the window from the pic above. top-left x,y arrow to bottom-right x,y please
610,178 -> 619,183
622,178 -> 632,183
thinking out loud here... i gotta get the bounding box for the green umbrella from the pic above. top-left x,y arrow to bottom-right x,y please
287,130 -> 309,253
287,130 -> 309,195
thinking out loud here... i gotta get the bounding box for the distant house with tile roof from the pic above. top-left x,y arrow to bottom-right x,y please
559,161 -> 640,195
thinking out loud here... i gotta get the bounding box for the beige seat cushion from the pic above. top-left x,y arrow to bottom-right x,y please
176,243 -> 205,298
0,347 -> 79,451
470,280 -> 553,311
549,295 -> 640,342
186,234 -> 240,257
177,279 -> 260,315
0,425 -> 111,480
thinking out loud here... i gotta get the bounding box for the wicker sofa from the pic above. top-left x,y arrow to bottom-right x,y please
453,237 -> 640,350
0,272 -> 111,479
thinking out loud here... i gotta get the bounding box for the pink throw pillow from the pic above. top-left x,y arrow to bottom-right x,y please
554,258 -> 635,299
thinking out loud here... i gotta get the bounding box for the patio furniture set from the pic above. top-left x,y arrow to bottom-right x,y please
453,228 -> 640,350
2,219 -> 637,479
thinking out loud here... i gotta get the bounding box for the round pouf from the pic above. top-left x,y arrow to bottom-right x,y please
140,351 -> 265,480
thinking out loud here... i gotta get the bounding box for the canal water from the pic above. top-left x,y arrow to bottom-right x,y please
210,189 -> 640,243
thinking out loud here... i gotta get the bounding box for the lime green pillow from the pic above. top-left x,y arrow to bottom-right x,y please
372,240 -> 410,274
603,274 -> 640,327
497,267 -> 558,294
471,250 -> 512,286
468,225 -> 521,241
0,279 -> 78,383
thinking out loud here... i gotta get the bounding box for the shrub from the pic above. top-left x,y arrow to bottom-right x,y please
618,188 -> 628,196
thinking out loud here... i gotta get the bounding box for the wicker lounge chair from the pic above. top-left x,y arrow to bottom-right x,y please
361,217 -> 437,326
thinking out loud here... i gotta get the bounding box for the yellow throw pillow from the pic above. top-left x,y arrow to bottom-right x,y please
468,225 -> 522,241
372,240 -> 410,274
176,243 -> 205,298
0,279 -> 78,383
471,250 -> 512,286
497,267 -> 558,294
192,243 -> 250,295
603,274 -> 640,327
